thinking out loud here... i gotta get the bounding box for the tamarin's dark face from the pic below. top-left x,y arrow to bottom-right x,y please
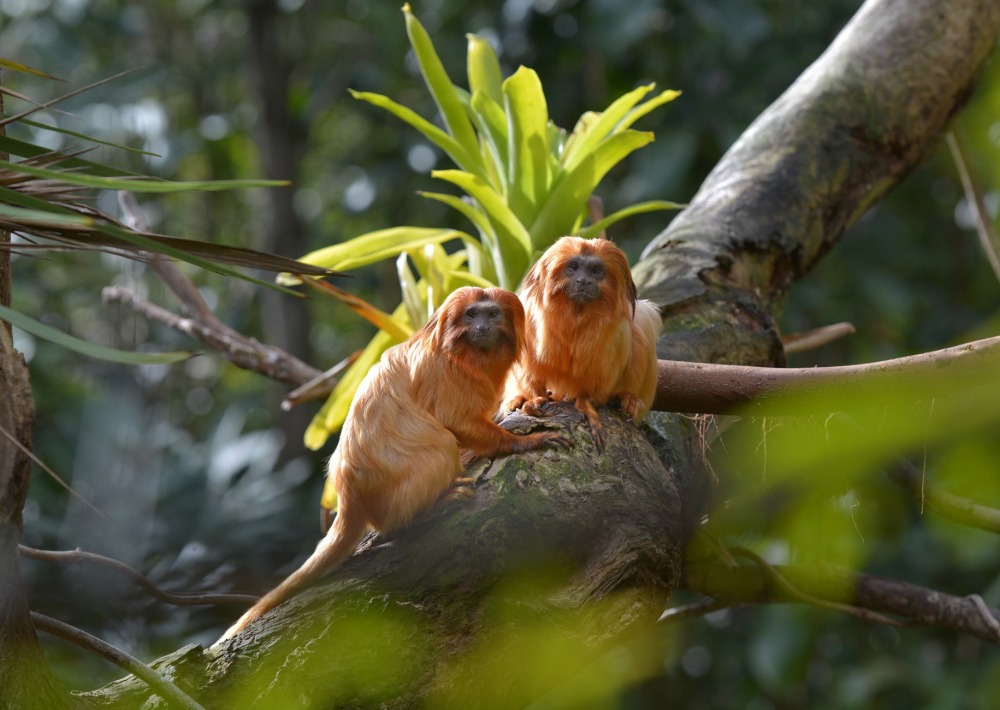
460,298 -> 508,350
434,287 -> 522,358
562,252 -> 607,304
525,237 -> 637,318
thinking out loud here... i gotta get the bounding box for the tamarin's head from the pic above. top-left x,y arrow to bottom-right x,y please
429,286 -> 525,358
523,236 -> 637,317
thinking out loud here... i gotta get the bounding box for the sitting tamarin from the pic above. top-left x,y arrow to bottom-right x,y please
219,286 -> 569,641
506,236 -> 662,449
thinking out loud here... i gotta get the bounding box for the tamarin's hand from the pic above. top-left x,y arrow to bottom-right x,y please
505,236 -> 662,450
218,287 -> 569,642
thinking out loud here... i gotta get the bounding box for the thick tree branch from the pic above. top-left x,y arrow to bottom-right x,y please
635,0 -> 1000,366
653,333 -> 1000,414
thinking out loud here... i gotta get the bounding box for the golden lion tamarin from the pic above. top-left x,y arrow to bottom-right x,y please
219,287 -> 569,641
505,236 -> 662,449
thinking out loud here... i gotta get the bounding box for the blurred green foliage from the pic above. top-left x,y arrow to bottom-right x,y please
2,0 -> 999,706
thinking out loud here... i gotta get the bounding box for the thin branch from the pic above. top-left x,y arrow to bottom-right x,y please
684,559 -> 1000,643
281,350 -> 360,410
102,284 -> 321,387
19,545 -> 257,606
946,129 -> 1000,284
728,546 -> 912,629
782,321 -> 856,355
968,594 -> 1000,638
657,598 -> 731,624
31,612 -> 206,710
889,460 -> 1000,534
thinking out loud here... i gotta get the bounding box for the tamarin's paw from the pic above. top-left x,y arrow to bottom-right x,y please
618,392 -> 643,421
521,395 -> 553,417
442,483 -> 476,503
536,430 -> 573,451
503,394 -> 527,413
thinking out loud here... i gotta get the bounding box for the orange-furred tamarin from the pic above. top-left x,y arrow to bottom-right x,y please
505,236 -> 662,449
219,287 -> 569,641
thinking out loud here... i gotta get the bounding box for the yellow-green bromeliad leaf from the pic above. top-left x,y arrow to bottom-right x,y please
278,227 -> 470,285
403,3 -> 480,159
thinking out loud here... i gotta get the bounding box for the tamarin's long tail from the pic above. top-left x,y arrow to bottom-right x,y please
216,504 -> 368,643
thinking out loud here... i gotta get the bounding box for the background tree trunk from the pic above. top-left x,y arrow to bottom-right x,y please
245,0 -> 316,461
79,0 -> 1000,706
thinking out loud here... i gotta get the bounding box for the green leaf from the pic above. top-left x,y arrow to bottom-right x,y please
0,229 -> 332,279
0,58 -> 62,80
618,89 -> 682,132
458,237 -> 494,281
562,111 -> 599,163
0,158 -> 287,192
560,83 -> 657,172
0,203 -> 94,227
529,130 -> 655,248
0,185 -> 314,291
349,90 -> 486,181
0,304 -> 193,365
0,135 -> 145,176
417,191 -> 494,244
576,200 -> 685,239
15,117 -> 160,157
466,34 -> 503,105
279,227 -> 468,284
403,3 -> 480,158
431,169 -> 531,289
503,67 -> 551,226
446,269 -> 495,290
397,253 -> 428,327
468,90 -> 510,190
407,242 -> 449,309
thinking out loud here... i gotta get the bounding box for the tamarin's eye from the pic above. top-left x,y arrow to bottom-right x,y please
489,308 -> 501,320
567,260 -> 579,272
590,264 -> 604,276
465,308 -> 476,319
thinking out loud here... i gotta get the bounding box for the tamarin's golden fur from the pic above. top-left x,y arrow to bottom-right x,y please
219,287 -> 568,641
506,236 -> 662,449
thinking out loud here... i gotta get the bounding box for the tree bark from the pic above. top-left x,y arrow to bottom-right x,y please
634,0 -> 1000,366
81,0 -> 1000,707
0,77 -> 70,710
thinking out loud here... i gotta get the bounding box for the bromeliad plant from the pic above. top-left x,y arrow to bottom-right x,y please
289,4 -> 681,452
